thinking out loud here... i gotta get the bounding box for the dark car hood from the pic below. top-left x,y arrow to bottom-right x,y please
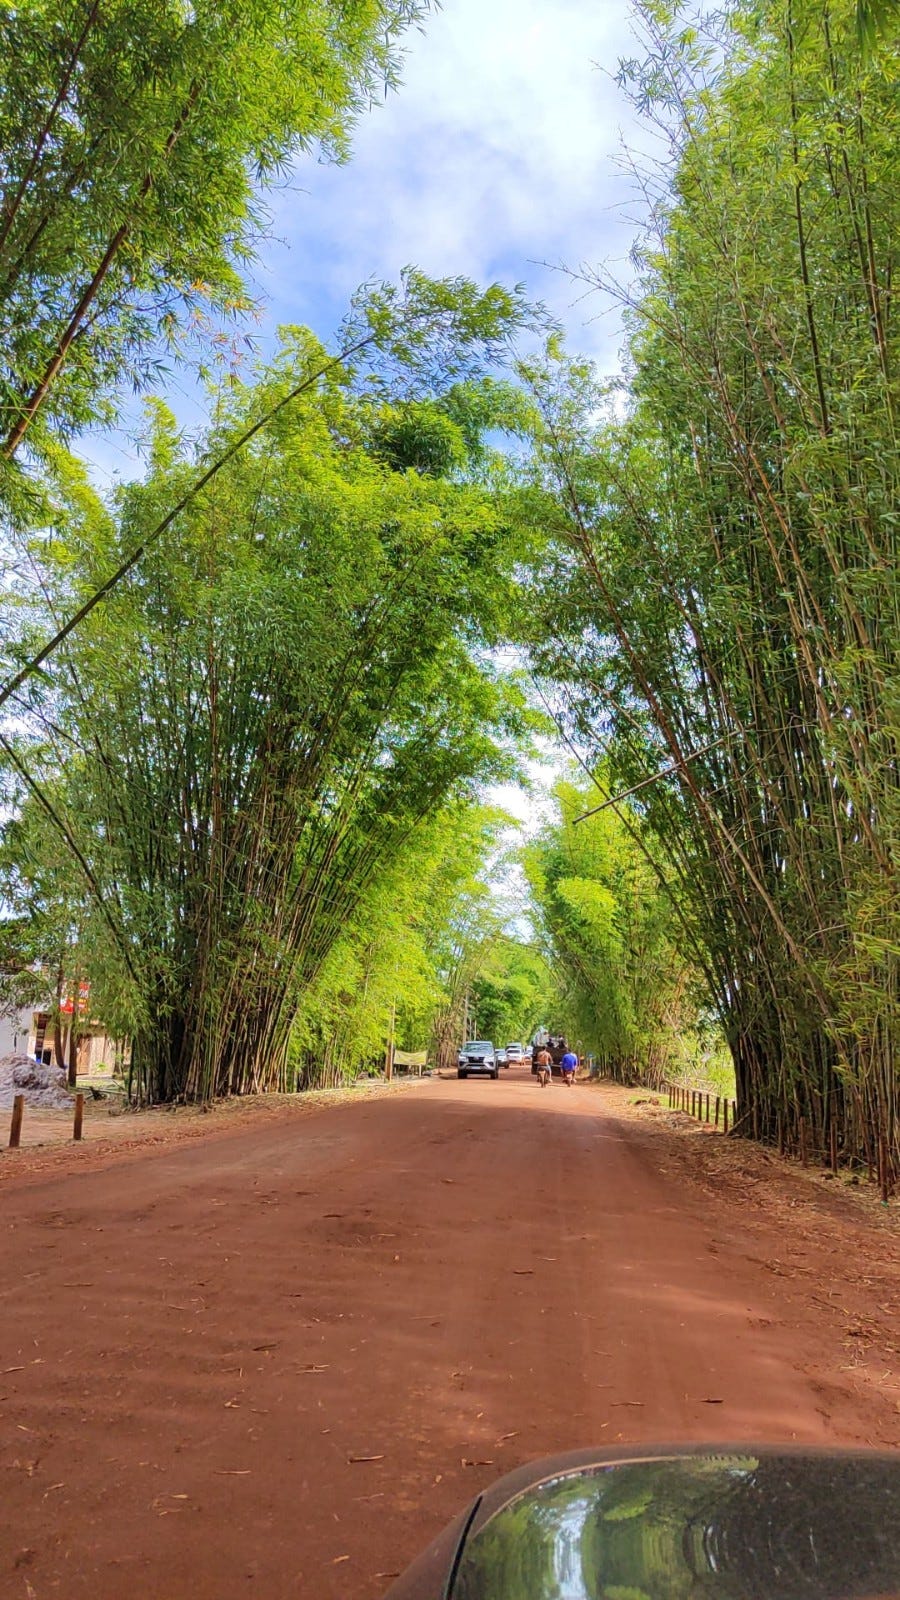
385,1445 -> 900,1600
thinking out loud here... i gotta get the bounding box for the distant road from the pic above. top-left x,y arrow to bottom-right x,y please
1,1069 -> 897,1599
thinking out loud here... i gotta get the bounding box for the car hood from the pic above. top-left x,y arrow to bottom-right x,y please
384,1445 -> 900,1600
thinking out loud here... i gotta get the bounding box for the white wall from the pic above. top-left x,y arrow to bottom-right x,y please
0,1007 -> 36,1059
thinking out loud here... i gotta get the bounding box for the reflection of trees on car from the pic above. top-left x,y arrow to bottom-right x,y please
453,1454 -> 900,1600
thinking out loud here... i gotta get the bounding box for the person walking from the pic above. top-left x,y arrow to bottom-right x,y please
560,1048 -> 578,1086
535,1047 -> 553,1088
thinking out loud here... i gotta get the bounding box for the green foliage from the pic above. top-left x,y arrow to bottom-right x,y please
5,307 -> 536,1101
470,935 -> 552,1047
289,801 -> 508,1086
524,0 -> 900,1165
524,777 -> 706,1084
0,0 -> 430,464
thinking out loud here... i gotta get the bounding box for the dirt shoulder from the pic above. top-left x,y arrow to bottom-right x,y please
0,1075 -> 426,1185
603,1084 -> 900,1394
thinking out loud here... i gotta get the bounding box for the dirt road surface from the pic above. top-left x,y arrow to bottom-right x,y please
1,1070 -> 898,1598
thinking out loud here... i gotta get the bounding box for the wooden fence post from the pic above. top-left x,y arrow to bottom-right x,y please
714,1095 -> 720,1128
8,1094 -> 24,1149
73,1092 -> 84,1142
705,1093 -> 710,1124
829,1122 -> 838,1174
723,1099 -> 729,1135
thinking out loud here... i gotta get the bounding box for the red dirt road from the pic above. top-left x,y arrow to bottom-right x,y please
1,1071 -> 898,1598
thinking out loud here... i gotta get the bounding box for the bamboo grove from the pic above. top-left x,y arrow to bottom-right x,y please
524,779 -> 718,1091
1,315 -> 537,1100
0,0 -> 898,1161
523,0 -> 899,1177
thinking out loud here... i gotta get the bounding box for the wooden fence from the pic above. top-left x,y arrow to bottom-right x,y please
662,1088 -> 733,1139
6,1092 -> 85,1148
665,1082 -> 737,1134
664,1081 -> 893,1202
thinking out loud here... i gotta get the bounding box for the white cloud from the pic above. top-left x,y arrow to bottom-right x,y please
256,0 -> 648,370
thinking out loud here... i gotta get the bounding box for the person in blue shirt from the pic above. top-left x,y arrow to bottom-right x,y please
560,1049 -> 578,1086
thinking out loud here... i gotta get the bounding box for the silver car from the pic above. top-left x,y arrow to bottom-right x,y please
457,1041 -> 498,1080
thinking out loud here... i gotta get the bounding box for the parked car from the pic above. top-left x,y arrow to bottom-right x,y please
457,1041 -> 499,1080
505,1042 -> 524,1064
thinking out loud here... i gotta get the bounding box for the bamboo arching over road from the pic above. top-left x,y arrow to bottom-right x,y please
522,0 -> 899,1185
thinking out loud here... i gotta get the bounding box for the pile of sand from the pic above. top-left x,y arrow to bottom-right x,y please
0,1053 -> 73,1110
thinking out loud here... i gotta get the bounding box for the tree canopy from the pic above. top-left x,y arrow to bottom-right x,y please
0,0 -> 431,466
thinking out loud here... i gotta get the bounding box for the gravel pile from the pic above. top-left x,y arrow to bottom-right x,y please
0,1053 -> 73,1109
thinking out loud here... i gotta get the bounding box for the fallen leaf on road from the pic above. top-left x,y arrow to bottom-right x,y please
214,1469 -> 250,1475
498,1432 -> 519,1441
302,1364 -> 329,1373
610,1401 -> 644,1408
702,1398 -> 724,1404
461,1458 -> 495,1467
348,1454 -> 385,1464
3,1366 -> 25,1374
332,1555 -> 350,1564
512,1269 -> 534,1276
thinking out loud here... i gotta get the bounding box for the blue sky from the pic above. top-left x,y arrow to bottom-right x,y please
252,0 -> 647,365
81,0 -> 648,485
